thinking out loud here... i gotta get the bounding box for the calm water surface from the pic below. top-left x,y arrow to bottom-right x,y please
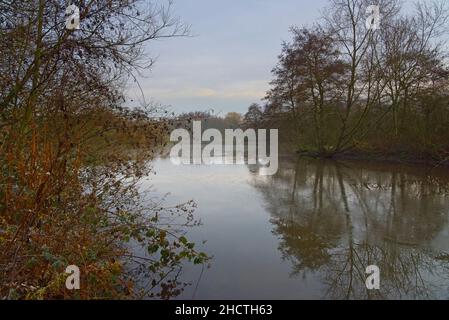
140,155 -> 449,299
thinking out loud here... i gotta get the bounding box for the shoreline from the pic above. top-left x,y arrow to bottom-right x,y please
295,150 -> 449,169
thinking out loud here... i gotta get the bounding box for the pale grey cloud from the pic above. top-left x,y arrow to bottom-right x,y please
131,0 -> 329,113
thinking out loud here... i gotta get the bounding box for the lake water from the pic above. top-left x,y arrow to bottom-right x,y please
140,155 -> 449,300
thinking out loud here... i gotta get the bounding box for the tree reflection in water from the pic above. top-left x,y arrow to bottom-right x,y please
250,157 -> 449,299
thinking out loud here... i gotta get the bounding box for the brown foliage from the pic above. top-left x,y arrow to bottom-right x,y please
0,1 -> 208,299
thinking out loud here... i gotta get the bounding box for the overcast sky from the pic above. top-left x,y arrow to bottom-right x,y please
128,0 -> 329,115
131,0 -> 421,115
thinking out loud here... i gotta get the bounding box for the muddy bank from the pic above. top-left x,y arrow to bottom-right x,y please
296,150 -> 449,169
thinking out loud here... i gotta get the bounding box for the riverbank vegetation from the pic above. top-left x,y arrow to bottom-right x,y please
0,0 -> 207,299
244,0 -> 449,165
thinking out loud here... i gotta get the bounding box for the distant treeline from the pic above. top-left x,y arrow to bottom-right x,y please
173,111 -> 244,133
